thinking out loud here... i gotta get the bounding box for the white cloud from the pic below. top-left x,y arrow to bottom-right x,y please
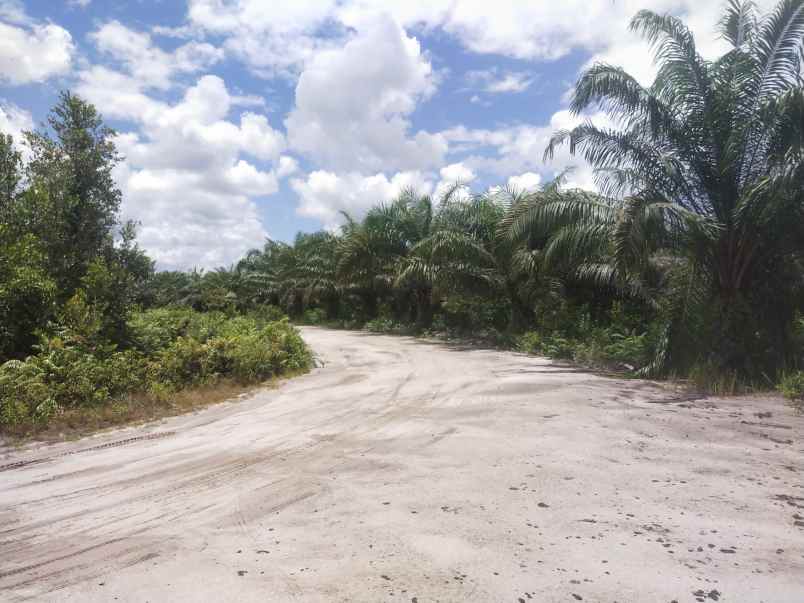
70,21 -> 291,270
277,156 -> 299,179
434,161 -> 475,202
0,102 -> 33,141
76,27 -> 285,270
237,112 -> 285,160
0,0 -> 32,25
443,109 -> 610,191
507,172 -> 542,192
187,0 -> 341,77
439,162 -> 475,184
0,101 -> 34,163
90,21 -> 223,91
291,170 -> 432,228
0,18 -> 73,85
286,14 -> 445,173
466,68 -> 534,94
115,162 -> 268,270
225,159 -> 279,196
181,0 -> 778,84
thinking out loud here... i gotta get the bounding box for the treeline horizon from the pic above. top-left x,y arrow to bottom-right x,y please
2,0 -> 804,427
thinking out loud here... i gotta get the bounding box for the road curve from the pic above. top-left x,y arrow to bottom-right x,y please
1,327 -> 803,602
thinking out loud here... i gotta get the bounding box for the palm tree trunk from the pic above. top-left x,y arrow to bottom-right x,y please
325,294 -> 340,320
362,291 -> 378,320
415,287 -> 433,328
507,283 -> 533,332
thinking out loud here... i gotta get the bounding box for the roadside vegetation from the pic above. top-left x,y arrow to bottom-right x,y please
149,0 -> 803,398
2,0 -> 804,435
0,94 -> 311,436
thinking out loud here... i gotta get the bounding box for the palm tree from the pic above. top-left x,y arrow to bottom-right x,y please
535,0 -> 804,376
338,188 -> 436,325
400,186 -> 547,331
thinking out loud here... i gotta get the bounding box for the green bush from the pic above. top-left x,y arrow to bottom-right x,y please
440,295 -> 509,332
0,310 -> 311,431
299,307 -> 327,325
364,317 -> 403,333
542,335 -> 577,360
0,230 -> 57,359
517,332 -> 542,354
128,307 -> 197,354
778,371 -> 804,409
0,359 -> 54,426
516,321 -> 651,371
250,305 -> 287,323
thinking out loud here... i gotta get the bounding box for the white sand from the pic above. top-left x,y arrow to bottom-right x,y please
1,327 -> 802,602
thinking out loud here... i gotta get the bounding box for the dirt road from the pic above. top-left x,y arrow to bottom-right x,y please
1,327 -> 803,602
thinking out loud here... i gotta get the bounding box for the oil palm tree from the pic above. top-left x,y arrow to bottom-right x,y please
537,0 -> 804,376
400,186 -> 549,331
338,188 -> 436,324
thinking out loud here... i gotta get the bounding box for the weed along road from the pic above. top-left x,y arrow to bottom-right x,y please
1,327 -> 803,602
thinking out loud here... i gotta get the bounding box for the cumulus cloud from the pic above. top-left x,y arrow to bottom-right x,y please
102,77 -> 284,270
277,156 -> 300,179
0,102 -> 34,141
114,162 -> 269,269
182,1 -> 778,83
187,0 -> 341,77
286,14 -> 445,173
507,172 -> 542,192
8,0 -> 779,264
0,16 -> 73,85
90,21 -> 223,91
0,101 -> 35,163
439,162 -> 475,184
466,68 -> 535,94
76,21 -> 286,270
433,161 -> 475,201
176,0 -> 772,224
291,170 -> 432,228
442,109 -> 611,191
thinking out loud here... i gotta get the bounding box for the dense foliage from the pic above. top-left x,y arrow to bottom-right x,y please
542,0 -> 804,378
2,1 -> 803,432
0,307 -> 311,429
0,94 -> 311,433
142,1 -> 804,390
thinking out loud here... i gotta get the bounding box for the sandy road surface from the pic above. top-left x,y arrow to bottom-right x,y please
1,327 -> 803,602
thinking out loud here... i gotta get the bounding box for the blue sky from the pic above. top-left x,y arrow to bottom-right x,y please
0,0 -> 744,269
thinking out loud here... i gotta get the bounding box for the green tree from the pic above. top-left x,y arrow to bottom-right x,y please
537,0 -> 804,376
0,227 -> 56,360
24,91 -> 122,296
0,134 -> 21,210
339,188 -> 447,326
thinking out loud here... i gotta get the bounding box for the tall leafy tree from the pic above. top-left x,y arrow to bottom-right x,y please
537,0 -> 804,376
338,190 -> 435,323
23,91 -> 122,296
0,227 -> 56,359
0,134 -> 21,210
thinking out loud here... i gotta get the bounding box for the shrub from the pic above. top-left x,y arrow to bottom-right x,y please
0,230 -> 57,360
250,305 -> 286,323
299,307 -> 326,325
0,359 -> 53,426
0,310 -> 312,432
516,322 -> 651,372
541,335 -> 577,360
364,317 -> 403,333
517,332 -> 542,355
778,371 -> 804,411
128,307 -> 196,354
